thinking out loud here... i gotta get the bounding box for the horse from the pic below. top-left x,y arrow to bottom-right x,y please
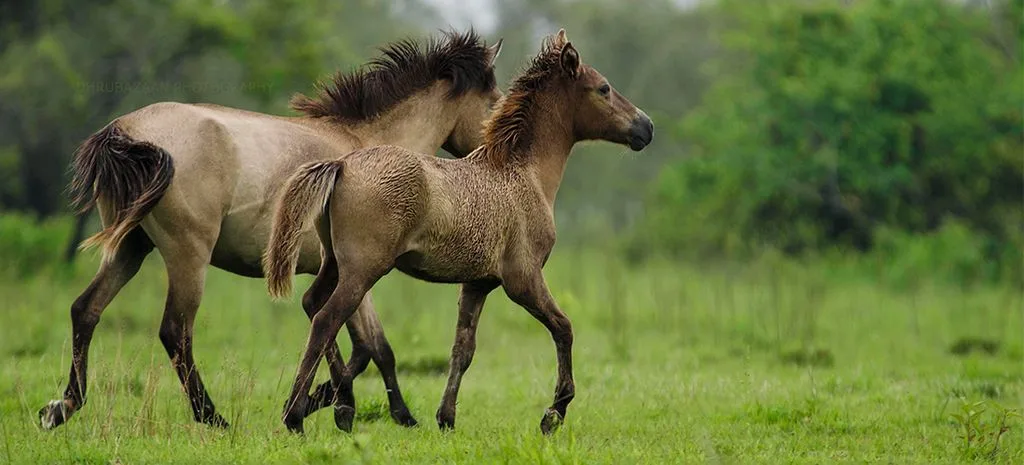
39,30 -> 504,431
264,28 -> 653,434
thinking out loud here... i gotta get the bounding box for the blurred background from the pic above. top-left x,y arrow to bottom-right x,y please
0,0 -> 1020,286
0,2 -> 1021,460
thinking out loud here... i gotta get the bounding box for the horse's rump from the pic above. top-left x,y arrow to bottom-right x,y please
69,122 -> 175,263
263,160 -> 345,298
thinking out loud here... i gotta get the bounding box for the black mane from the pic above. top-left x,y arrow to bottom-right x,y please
290,30 -> 496,121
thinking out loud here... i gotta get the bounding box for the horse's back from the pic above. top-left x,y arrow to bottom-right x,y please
115,102 -> 343,276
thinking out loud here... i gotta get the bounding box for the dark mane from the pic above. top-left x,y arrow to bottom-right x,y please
291,30 -> 496,121
478,36 -> 564,160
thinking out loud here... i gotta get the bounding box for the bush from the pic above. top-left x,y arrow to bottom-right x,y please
869,220 -> 1021,288
0,213 -> 72,276
640,0 -> 1022,284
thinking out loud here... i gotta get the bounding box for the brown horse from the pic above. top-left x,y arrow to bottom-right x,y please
39,30 -> 503,431
265,29 -> 653,434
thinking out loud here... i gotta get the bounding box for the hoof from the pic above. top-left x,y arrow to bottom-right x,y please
539,409 -> 562,435
284,418 -> 305,434
283,395 -> 309,433
200,412 -> 230,429
436,410 -> 455,431
39,400 -> 69,430
334,405 -> 355,432
391,407 -> 419,428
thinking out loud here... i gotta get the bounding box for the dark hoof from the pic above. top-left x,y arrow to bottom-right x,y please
334,404 -> 355,432
436,410 -> 455,431
39,400 -> 69,430
200,412 -> 230,429
284,417 -> 305,434
539,409 -> 562,435
283,395 -> 309,433
391,407 -> 418,428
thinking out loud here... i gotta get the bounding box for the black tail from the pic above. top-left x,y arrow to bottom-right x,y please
69,121 -> 174,263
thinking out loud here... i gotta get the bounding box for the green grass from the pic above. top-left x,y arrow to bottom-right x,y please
1,249 -> 1021,463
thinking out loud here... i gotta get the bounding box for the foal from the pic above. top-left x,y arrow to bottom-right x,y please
265,29 -> 653,434
41,31 -> 502,431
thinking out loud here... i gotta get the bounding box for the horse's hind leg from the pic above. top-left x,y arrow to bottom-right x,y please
344,294 -> 417,426
300,214 -> 416,427
301,294 -> 417,427
283,280 -> 365,434
39,229 -> 152,430
157,241 -> 227,428
299,253 -> 351,418
282,256 -> 389,434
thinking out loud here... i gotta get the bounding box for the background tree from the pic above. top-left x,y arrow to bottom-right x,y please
640,0 -> 1022,281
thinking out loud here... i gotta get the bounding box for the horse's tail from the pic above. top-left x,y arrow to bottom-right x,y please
264,160 -> 344,299
69,121 -> 174,264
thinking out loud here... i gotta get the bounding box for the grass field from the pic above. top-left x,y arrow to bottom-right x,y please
1,249 -> 1021,464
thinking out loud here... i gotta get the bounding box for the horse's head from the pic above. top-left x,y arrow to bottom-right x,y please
442,39 -> 504,158
551,29 -> 653,152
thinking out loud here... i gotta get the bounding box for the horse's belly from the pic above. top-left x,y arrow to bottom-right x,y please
394,246 -> 494,284
211,212 -> 322,277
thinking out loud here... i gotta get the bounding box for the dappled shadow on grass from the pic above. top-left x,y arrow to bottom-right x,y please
9,343 -> 46,359
949,337 -> 1000,357
950,381 -> 1006,400
779,346 -> 834,368
398,356 -> 449,376
358,355 -> 450,378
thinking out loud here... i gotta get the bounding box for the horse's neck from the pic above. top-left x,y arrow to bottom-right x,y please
520,111 -> 575,209
349,85 -> 455,155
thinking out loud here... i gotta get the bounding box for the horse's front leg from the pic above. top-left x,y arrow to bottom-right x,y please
436,280 -> 498,430
504,272 -> 575,434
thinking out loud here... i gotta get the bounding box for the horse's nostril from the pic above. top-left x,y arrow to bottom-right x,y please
629,114 -> 654,148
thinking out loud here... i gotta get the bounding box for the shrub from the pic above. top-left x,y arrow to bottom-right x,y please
640,0 -> 1022,284
0,213 -> 72,276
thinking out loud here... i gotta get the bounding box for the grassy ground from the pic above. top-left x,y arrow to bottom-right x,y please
1,248 -> 1021,464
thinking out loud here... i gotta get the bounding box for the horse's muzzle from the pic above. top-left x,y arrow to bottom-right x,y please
628,112 -> 654,151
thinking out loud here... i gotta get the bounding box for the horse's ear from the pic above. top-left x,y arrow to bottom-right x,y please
487,38 -> 503,67
554,28 -> 569,47
560,41 -> 581,79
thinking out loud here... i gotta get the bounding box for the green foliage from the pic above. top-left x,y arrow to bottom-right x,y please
641,0 -> 1023,284
869,220 -> 1022,287
0,0 -> 414,215
0,213 -> 70,276
949,398 -> 1021,460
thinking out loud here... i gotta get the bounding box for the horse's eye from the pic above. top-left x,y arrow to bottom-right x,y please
597,84 -> 610,96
